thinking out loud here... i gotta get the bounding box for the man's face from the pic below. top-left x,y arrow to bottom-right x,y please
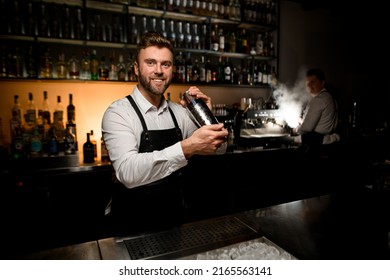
305,75 -> 324,95
135,46 -> 173,97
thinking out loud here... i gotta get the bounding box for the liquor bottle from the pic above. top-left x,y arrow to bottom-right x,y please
108,51 -> 118,81
25,46 -> 37,79
129,15 -> 138,44
210,29 -> 219,51
29,127 -> 42,158
98,56 -> 109,81
185,52 -> 193,83
66,93 -> 77,149
47,127 -> 59,156
26,92 -> 37,127
73,7 -> 84,40
40,47 -> 53,79
192,58 -> 200,83
83,132 -> 95,164
10,94 -> 22,138
176,21 -> 184,48
68,53 -> 80,79
56,52 -> 68,79
168,19 -> 176,47
42,90 -> 51,125
90,49 -> 99,80
175,51 -> 185,83
117,54 -> 126,81
184,22 -> 192,49
64,125 -> 76,155
182,91 -> 219,127
224,57 -> 233,84
192,23 -> 200,50
218,27 -> 225,52
90,130 -> 97,160
199,55 -> 206,83
80,49 -> 91,80
126,53 -> 137,82
101,136 -> 110,163
53,95 -> 65,142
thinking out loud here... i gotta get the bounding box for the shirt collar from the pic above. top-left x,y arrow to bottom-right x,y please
132,87 -> 168,115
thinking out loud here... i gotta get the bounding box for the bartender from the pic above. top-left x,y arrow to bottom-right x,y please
101,31 -> 228,235
292,68 -> 340,158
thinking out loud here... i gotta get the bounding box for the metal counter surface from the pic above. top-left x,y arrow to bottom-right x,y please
18,187 -> 390,260
21,241 -> 101,260
97,187 -> 389,260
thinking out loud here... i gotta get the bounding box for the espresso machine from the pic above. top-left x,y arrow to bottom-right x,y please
233,97 -> 292,150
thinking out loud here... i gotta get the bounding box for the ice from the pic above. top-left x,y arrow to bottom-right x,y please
195,239 -> 295,260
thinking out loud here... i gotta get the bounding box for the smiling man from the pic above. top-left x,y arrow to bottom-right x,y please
101,31 -> 227,234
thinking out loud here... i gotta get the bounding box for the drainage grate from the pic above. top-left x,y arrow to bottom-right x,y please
123,216 -> 257,259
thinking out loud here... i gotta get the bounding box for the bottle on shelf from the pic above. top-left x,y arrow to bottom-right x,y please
117,54 -> 126,81
66,93 -> 77,151
29,127 -> 42,158
98,56 -> 109,81
108,51 -> 118,81
126,52 -> 137,82
25,92 -> 37,128
53,95 -> 65,146
90,130 -> 97,160
68,53 -> 80,80
64,125 -> 76,155
40,48 -> 53,79
90,49 -> 99,80
47,127 -> 60,156
42,90 -> 51,125
81,49 -> 91,80
10,94 -> 22,138
83,132 -> 95,164
56,52 -> 68,79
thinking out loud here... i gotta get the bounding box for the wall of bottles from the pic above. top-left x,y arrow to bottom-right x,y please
0,0 -> 278,86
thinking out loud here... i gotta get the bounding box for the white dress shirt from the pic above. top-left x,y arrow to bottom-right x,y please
101,88 -> 202,189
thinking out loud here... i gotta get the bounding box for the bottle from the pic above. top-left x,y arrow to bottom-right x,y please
10,95 -> 22,140
90,49 -> 99,80
126,53 -> 137,82
98,56 -> 109,81
47,127 -> 59,156
30,127 -> 42,158
66,93 -> 77,150
42,90 -> 51,125
80,49 -> 91,80
64,125 -> 76,155
108,51 -> 118,81
53,95 -> 65,142
56,52 -> 68,79
83,132 -> 95,164
182,91 -> 219,127
117,54 -> 126,81
26,92 -> 37,127
68,53 -> 80,79
90,130 -> 97,160
40,47 -> 53,79
101,136 -> 110,163
67,93 -> 76,125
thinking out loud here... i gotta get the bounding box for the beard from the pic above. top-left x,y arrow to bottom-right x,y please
138,73 -> 171,97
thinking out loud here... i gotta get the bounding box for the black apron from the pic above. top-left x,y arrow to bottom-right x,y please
110,95 -> 186,234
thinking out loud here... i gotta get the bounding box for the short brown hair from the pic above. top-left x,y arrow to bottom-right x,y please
136,31 -> 174,63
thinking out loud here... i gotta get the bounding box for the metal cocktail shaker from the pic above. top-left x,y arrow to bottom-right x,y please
182,91 -> 219,127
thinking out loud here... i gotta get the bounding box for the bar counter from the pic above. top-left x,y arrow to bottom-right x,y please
21,186 -> 390,260
1,135 -> 387,259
